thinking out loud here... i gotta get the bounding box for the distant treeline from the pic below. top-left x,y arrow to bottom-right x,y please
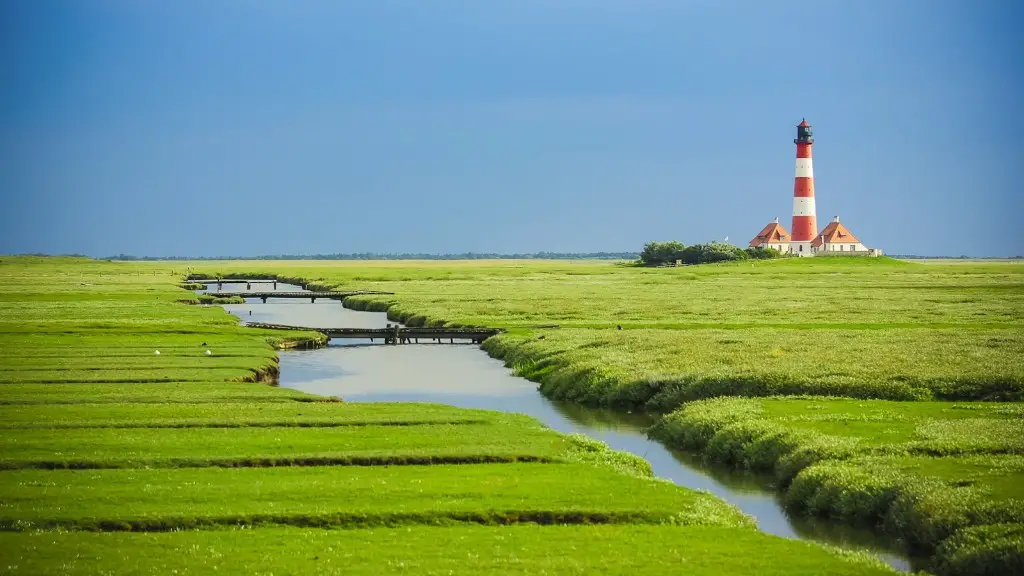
639,241 -> 783,266
889,255 -> 1023,260
105,252 -> 640,261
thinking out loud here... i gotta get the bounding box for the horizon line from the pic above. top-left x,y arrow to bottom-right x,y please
4,252 -> 1023,261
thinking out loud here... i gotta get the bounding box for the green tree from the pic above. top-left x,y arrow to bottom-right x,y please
640,241 -> 687,265
746,247 -> 783,259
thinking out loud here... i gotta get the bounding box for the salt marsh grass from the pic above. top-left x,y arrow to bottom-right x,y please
192,258 -> 1024,408
652,397 -> 1024,573
179,257 -> 1024,573
0,525 -> 897,576
0,256 -> 897,574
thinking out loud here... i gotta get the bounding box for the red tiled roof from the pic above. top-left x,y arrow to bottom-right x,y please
749,222 -> 790,247
812,221 -> 861,247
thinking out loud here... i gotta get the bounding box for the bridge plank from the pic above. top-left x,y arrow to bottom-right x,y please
205,291 -> 392,299
244,322 -> 503,342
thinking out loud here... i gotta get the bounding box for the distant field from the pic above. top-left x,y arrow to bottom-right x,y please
188,257 -> 1024,406
0,256 -> 898,575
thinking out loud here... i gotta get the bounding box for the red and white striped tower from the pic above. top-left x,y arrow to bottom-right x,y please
790,118 -> 817,255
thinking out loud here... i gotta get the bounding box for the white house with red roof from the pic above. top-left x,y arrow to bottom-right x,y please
811,216 -> 875,254
749,215 -> 881,256
748,218 -> 791,252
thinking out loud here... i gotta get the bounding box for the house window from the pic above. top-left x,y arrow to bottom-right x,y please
799,245 -> 803,252
840,245 -> 844,252
850,245 -> 856,251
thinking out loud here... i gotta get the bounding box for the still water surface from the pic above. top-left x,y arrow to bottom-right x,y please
205,281 -> 919,571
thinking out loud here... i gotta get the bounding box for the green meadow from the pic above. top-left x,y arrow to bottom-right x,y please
184,256 -> 1024,573
0,526 -> 890,576
0,256 -> 899,575
190,257 -> 1023,406
651,398 -> 1024,555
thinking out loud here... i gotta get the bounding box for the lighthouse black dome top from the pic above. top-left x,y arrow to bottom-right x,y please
795,118 -> 814,145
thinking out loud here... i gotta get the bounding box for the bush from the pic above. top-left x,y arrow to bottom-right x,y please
639,241 -> 686,266
745,247 -> 784,259
639,240 -> 753,266
680,242 -> 749,265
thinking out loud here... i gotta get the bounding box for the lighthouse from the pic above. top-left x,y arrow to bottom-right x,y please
790,119 -> 817,255
748,119 -> 881,257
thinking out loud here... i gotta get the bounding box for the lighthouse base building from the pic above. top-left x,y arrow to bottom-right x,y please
749,218 -> 791,252
748,119 -> 881,257
749,216 -> 881,256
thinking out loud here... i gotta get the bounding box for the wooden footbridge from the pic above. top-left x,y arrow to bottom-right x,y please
194,278 -> 282,289
246,322 -> 503,344
195,278 -> 278,284
206,290 -> 393,303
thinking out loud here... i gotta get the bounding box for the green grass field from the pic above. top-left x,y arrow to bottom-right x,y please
0,256 -> 899,575
0,417 -> 571,469
188,257 -> 1024,406
181,256 -> 1024,573
0,526 -> 893,576
651,396 -> 1024,566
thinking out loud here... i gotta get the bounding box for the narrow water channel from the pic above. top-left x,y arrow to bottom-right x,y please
201,281 -> 920,572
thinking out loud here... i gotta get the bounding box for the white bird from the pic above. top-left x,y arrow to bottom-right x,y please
154,350 -> 160,355
205,349 -> 212,356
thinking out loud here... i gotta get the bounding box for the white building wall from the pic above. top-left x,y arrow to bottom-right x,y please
789,241 -> 814,256
823,242 -> 867,253
751,243 -> 789,252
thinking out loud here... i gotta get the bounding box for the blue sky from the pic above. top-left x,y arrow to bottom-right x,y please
1,1 -> 1021,257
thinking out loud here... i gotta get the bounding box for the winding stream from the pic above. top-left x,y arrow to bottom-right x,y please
202,281 -> 921,572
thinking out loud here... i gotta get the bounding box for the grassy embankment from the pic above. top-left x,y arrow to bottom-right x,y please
0,256 -> 894,574
650,397 -> 1024,572
187,257 -> 1024,573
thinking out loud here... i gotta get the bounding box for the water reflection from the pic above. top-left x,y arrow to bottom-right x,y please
205,281 -> 919,571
